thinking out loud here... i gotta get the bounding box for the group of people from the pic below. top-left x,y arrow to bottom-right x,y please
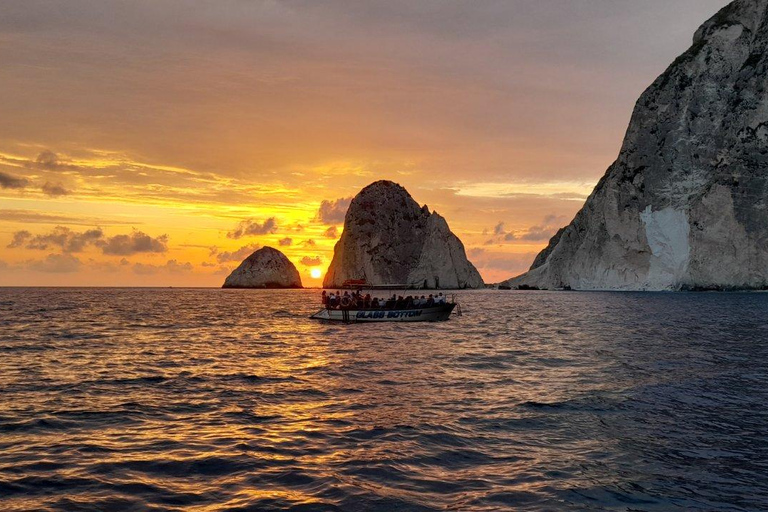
321,290 -> 447,310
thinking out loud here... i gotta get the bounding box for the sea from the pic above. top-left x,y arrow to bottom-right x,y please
1,288 -> 767,511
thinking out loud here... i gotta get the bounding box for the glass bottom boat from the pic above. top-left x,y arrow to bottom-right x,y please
310,303 -> 456,323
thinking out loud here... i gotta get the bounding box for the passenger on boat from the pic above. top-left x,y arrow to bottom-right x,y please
436,293 -> 446,304
426,294 -> 435,307
321,290 -> 327,306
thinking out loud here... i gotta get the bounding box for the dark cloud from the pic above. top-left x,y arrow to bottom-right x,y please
227,217 -> 277,239
323,226 -> 339,239
0,209 -> 136,225
302,239 -> 316,247
518,226 -> 555,241
300,256 -> 322,266
7,230 -> 31,248
99,230 -> 168,255
317,198 -> 352,224
27,253 -> 82,273
35,150 -> 64,170
278,237 -> 293,246
485,215 -> 568,244
215,243 -> 260,263
9,226 -> 104,252
28,150 -> 80,172
41,181 -> 71,197
0,171 -> 29,189
518,215 -> 568,241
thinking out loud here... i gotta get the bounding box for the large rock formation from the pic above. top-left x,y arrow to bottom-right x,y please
324,181 -> 484,289
222,246 -> 302,288
506,0 -> 768,291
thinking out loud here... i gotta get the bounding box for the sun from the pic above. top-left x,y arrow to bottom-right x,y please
310,268 -> 322,279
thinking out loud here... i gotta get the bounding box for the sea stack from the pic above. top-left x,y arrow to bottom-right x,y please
324,180 -> 484,289
222,246 -> 302,288
505,0 -> 768,291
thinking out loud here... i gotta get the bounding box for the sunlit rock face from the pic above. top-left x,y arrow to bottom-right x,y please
222,247 -> 302,288
324,180 -> 484,289
505,0 -> 768,291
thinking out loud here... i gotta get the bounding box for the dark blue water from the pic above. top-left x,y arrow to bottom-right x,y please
1,288 -> 767,511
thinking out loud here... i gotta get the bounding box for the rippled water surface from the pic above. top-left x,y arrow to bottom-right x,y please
2,288 -> 768,511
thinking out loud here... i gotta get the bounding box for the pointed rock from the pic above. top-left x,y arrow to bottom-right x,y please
222,247 -> 302,288
324,180 -> 484,289
505,0 -> 768,291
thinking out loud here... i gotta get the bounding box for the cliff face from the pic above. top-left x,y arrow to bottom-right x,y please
323,181 -> 484,289
222,247 -> 302,288
506,0 -> 768,291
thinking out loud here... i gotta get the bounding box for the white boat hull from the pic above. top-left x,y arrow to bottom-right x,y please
310,304 -> 455,323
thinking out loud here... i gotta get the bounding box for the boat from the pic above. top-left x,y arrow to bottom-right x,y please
309,289 -> 460,323
310,302 -> 456,323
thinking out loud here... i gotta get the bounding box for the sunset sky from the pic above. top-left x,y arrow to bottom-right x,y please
0,0 -> 727,287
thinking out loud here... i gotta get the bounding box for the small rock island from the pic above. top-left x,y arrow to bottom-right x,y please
222,246 -> 302,289
324,180 -> 484,289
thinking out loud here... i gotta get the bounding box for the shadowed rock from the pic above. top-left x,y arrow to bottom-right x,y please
222,247 -> 302,288
324,180 -> 483,289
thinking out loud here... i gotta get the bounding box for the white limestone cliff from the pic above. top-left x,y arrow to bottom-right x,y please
222,246 -> 302,288
324,180 -> 484,289
504,0 -> 768,291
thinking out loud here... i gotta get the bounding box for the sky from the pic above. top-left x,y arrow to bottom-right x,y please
0,0 -> 729,287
